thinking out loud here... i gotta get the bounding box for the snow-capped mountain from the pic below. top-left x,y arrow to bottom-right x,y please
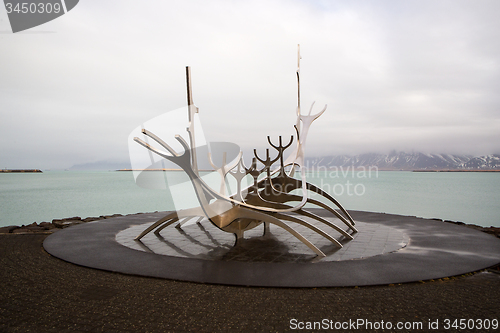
461,155 -> 500,169
305,152 -> 500,170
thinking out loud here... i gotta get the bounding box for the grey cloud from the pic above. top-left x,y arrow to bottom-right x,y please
0,0 -> 499,169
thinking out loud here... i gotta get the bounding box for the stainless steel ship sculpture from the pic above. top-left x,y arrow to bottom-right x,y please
134,47 -> 357,258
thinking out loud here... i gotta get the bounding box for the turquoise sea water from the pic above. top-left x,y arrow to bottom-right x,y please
0,170 -> 499,228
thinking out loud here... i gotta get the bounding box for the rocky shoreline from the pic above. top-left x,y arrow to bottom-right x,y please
0,169 -> 42,173
0,213 -> 128,234
1,212 -> 498,239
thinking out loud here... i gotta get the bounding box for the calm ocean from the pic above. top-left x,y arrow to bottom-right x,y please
0,170 -> 499,228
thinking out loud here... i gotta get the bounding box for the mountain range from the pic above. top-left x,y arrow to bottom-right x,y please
305,152 -> 500,170
68,152 -> 500,171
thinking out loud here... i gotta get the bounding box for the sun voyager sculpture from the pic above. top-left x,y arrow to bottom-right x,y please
133,46 -> 357,258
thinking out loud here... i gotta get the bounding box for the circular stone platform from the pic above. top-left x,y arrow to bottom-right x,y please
43,210 -> 500,287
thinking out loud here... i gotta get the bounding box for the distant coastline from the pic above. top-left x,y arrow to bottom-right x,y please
116,169 -> 214,172
3,168 -> 498,173
118,168 -> 500,172
116,168 -> 181,172
412,169 -> 500,172
0,169 -> 42,173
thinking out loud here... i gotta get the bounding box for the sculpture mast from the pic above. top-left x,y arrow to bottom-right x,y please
296,44 -> 301,131
186,66 -> 199,176
288,44 -> 302,177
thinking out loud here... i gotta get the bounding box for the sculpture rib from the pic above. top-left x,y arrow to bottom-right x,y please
244,191 -> 352,241
273,213 -> 343,248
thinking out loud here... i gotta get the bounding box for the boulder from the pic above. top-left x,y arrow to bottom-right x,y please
81,217 -> 103,222
39,222 -> 56,230
63,216 -> 82,221
484,227 -> 500,238
52,220 -> 82,228
24,226 -> 47,232
0,225 -> 19,233
100,214 -> 123,219
52,216 -> 81,223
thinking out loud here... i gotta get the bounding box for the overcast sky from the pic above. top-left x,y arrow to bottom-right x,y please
1,0 -> 499,169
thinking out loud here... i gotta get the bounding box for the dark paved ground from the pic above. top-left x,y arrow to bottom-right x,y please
1,233 -> 499,333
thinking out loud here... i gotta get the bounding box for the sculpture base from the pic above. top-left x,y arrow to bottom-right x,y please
116,219 -> 408,263
43,210 -> 500,287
